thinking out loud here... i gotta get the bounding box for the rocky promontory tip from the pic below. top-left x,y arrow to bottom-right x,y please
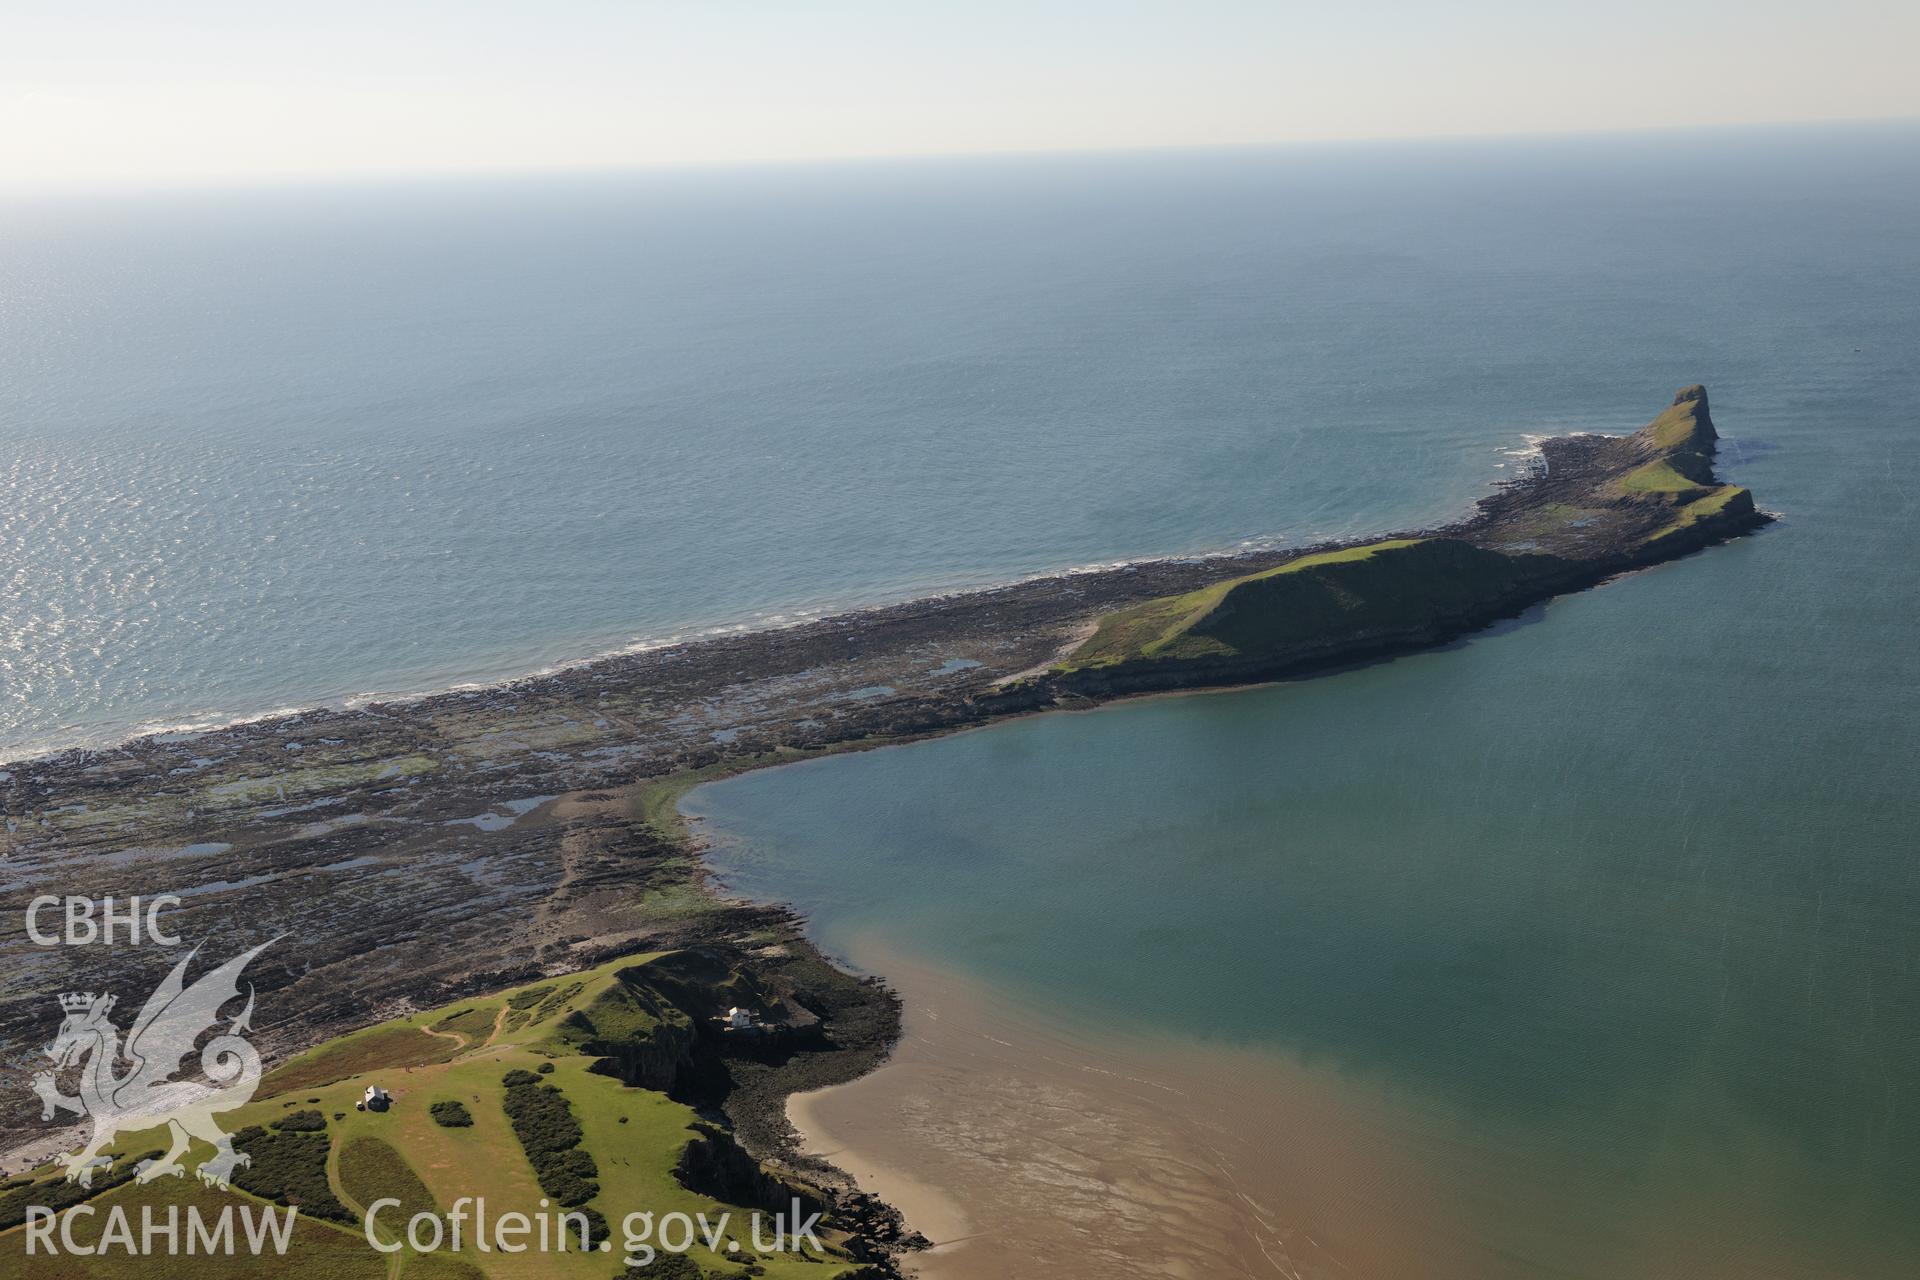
1040,385 -> 1765,695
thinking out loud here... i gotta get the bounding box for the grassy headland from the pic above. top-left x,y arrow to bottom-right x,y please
1060,538 -> 1554,673
1037,386 -> 1761,694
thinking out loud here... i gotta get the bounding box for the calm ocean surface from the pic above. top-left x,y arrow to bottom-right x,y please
6,125 -> 1912,760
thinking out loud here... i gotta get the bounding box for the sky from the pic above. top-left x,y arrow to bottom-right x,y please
3,0 -> 1918,191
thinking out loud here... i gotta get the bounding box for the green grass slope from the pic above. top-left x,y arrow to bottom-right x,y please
1646,482 -> 1756,542
1612,383 -> 1746,503
1644,384 -> 1718,454
1061,537 -> 1555,674
2,953 -> 862,1280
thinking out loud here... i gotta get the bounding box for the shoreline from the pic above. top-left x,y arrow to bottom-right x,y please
773,939 -> 1421,1279
0,388 -> 1767,1272
0,394 -> 1758,773
786,1087 -> 972,1264
0,538 -> 1318,770
764,927 -> 1865,1280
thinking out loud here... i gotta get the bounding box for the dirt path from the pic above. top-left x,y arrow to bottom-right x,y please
325,1136 -> 405,1280
418,1022 -> 468,1052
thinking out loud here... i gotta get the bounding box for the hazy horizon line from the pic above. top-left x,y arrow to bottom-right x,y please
4,112 -> 1916,203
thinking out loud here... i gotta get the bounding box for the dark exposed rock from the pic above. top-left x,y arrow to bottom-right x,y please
675,1122 -> 824,1219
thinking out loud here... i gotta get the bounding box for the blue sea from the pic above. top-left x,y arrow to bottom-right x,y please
5,123 -> 1911,760
7,122 -> 1920,1275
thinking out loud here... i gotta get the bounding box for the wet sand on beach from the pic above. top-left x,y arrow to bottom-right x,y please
786,940 -> 1877,1280
787,943 -> 1444,1280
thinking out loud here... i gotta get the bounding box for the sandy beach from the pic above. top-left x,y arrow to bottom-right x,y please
785,941 -> 1461,1280
783,935 -> 1871,1280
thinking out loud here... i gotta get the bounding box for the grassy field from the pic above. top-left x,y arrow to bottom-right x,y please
430,1005 -> 502,1044
1060,537 -> 1551,672
8,1176 -> 391,1280
1614,457 -> 1709,497
1062,539 -> 1426,669
258,1022 -> 471,1099
2,953 -> 863,1279
338,1136 -> 439,1238
1645,483 -> 1755,542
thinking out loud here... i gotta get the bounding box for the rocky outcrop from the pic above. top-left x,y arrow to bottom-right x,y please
675,1122 -> 826,1218
577,947 -> 830,1098
580,1016 -> 700,1093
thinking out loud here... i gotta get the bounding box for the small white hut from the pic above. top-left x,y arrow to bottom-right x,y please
360,1085 -> 391,1112
726,1006 -> 754,1031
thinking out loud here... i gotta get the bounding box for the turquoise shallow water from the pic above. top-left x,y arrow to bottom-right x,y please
5,124 -> 1914,757
683,128 -> 1920,1273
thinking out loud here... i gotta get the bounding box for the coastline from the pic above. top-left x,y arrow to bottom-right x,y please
786,1087 -> 970,1265
0,409 -> 1744,771
0,541 -> 1305,769
0,388 -> 1767,1273
776,939 -> 1430,1279
769,933 -> 1871,1280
